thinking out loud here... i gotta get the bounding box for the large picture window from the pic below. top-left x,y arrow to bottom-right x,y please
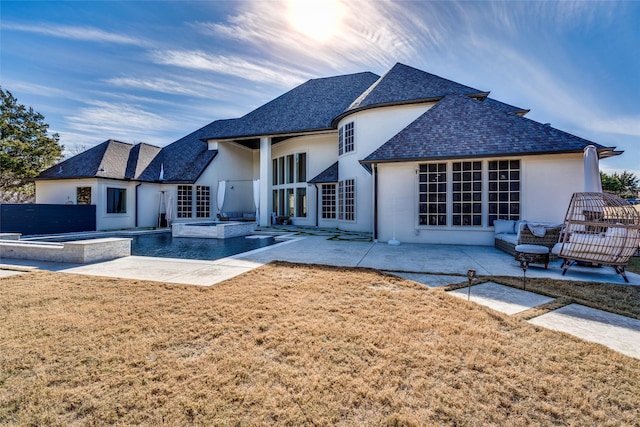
452,161 -> 482,226
272,152 -> 308,218
418,163 -> 447,226
488,160 -> 520,225
417,159 -> 521,228
196,186 -> 210,218
321,184 -> 336,219
338,178 -> 355,221
106,187 -> 126,214
177,185 -> 192,218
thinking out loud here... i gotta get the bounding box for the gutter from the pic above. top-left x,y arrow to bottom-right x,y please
135,183 -> 142,227
373,163 -> 378,241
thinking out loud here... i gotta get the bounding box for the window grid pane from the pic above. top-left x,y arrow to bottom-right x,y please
177,185 -> 192,218
488,160 -> 520,225
321,184 -> 336,219
344,122 -> 354,153
418,163 -> 447,226
196,186 -> 210,218
452,161 -> 482,226
338,179 -> 355,221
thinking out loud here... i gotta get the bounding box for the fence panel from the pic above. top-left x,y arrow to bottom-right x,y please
0,204 -> 96,235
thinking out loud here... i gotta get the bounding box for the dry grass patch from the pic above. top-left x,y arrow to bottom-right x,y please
465,276 -> 640,320
1,262 -> 639,425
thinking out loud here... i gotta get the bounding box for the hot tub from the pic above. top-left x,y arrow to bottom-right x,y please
171,221 -> 256,239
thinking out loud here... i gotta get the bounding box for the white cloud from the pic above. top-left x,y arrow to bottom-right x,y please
584,117 -> 640,138
149,50 -> 310,88
66,101 -> 174,140
192,0 -> 438,74
3,22 -> 151,47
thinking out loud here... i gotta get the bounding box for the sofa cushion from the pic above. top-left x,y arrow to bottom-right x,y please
495,233 -> 518,245
494,219 -> 516,235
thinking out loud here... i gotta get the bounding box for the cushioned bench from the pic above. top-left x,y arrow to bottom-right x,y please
494,219 -> 561,261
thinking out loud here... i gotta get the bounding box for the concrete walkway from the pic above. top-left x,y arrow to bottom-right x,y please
2,235 -> 639,358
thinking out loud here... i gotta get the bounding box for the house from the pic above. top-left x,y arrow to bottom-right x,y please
35,63 -> 622,244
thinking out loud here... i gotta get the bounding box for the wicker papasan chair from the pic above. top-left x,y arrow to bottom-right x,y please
553,192 -> 640,282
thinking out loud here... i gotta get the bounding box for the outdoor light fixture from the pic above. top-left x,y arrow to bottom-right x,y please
520,260 -> 529,291
466,269 -> 476,300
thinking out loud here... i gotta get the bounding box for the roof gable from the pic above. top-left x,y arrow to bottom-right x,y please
308,162 -> 339,183
137,122 -> 218,183
204,72 -> 380,140
37,139 -> 137,180
345,63 -> 485,113
363,94 -> 610,163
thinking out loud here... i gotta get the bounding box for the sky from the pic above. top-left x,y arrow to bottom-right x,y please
2,1 -> 639,176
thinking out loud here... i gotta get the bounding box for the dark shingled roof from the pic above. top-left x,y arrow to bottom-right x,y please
37,140 -> 161,180
204,72 -> 380,140
363,94 -> 613,163
137,123 -> 218,183
308,162 -> 339,183
482,97 -> 529,116
37,123 -> 217,184
334,63 -> 486,125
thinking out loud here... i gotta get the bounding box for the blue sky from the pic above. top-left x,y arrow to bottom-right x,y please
2,1 -> 639,176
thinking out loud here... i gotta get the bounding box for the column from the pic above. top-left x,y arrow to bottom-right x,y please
259,136 -> 272,226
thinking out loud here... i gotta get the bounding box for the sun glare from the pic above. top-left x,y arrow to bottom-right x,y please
287,0 -> 343,42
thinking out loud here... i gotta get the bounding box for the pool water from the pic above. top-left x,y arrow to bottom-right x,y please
130,233 -> 276,260
34,232 -> 276,261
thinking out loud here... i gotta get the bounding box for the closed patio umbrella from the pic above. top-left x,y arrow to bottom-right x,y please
217,180 -> 226,213
583,145 -> 604,219
584,145 -> 602,193
165,195 -> 173,225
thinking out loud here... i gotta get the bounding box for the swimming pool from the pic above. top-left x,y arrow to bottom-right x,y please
32,232 -> 276,261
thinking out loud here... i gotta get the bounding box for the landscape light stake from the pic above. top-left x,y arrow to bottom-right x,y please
466,269 -> 476,301
520,260 -> 529,291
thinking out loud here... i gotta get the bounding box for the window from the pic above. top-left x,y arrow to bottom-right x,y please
321,184 -> 336,219
338,179 -> 355,221
287,188 -> 294,216
272,152 -> 308,217
77,187 -> 91,205
272,159 -> 278,185
338,121 -> 354,155
196,186 -> 210,218
296,188 -> 307,217
278,157 -> 285,185
286,154 -> 294,184
488,160 -> 520,225
452,161 -> 482,226
296,153 -> 306,183
106,188 -> 126,214
418,163 -> 447,226
177,185 -> 193,218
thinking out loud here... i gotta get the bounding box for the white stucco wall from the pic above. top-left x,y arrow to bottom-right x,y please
375,153 -> 586,245
335,103 -> 434,232
269,133 -> 337,227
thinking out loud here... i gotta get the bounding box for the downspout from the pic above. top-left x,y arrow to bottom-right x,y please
373,163 -> 378,242
314,183 -> 319,227
135,183 -> 142,228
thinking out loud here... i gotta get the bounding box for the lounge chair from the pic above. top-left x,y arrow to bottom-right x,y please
552,192 -> 640,282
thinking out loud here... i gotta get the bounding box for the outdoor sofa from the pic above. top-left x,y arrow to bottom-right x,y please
494,219 -> 562,260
